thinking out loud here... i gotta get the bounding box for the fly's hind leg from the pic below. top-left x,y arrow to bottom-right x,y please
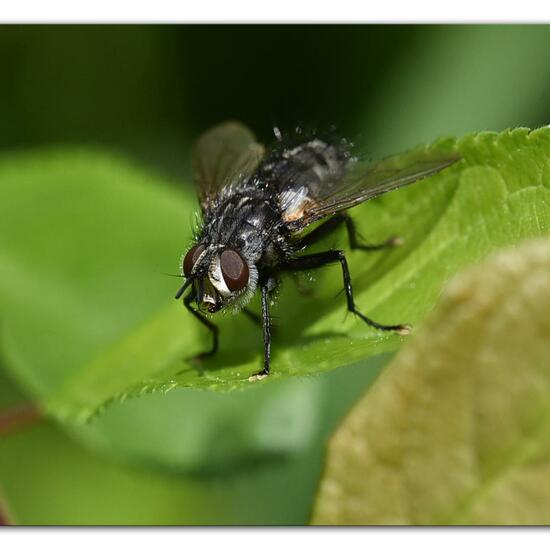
282,250 -> 411,335
341,213 -> 403,251
297,213 -> 402,252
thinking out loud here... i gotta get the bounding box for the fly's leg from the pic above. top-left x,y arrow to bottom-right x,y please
249,284 -> 272,381
297,213 -> 402,251
184,291 -> 219,361
341,213 -> 403,250
283,250 -> 411,334
296,214 -> 346,249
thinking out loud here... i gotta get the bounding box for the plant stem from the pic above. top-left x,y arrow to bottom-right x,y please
0,402 -> 43,437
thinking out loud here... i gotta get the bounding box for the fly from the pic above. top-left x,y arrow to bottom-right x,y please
175,122 -> 460,380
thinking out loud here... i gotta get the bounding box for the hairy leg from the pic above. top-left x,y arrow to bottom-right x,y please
282,250 -> 410,334
297,212 -> 401,251
249,284 -> 272,380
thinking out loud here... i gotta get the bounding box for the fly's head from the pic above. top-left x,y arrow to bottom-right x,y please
178,242 -> 258,314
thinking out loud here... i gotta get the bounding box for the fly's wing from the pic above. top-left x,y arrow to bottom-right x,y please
192,121 -> 265,210
282,145 -> 460,231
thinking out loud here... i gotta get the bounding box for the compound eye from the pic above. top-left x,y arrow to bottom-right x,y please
183,244 -> 205,277
220,249 -> 249,292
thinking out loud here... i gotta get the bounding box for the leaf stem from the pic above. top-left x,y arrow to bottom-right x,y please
0,499 -> 12,525
0,402 -> 43,437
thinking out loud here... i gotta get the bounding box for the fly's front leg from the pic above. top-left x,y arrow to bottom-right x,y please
283,250 -> 411,334
249,284 -> 272,381
184,291 -> 219,361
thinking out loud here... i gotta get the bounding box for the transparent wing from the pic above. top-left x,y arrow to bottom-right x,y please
192,121 -> 265,209
284,146 -> 460,230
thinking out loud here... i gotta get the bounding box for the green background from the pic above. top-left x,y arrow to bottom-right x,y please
1,25 -> 550,524
3,25 -> 550,175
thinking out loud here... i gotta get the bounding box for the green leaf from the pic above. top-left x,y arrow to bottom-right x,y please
0,146 -> 384,478
0,365 -> 221,524
0,422 -> 225,525
0,364 -> 333,524
63,353 -> 388,472
312,237 -> 550,525
1,128 -> 550,422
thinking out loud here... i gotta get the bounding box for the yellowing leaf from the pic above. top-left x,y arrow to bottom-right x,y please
312,237 -> 550,525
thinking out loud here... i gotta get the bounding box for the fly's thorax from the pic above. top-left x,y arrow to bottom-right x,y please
204,186 -> 280,255
182,178 -> 281,313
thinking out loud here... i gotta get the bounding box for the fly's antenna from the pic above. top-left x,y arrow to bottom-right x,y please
175,277 -> 193,300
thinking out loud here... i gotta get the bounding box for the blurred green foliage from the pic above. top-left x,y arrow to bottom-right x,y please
3,26 -> 550,170
1,25 -> 550,525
